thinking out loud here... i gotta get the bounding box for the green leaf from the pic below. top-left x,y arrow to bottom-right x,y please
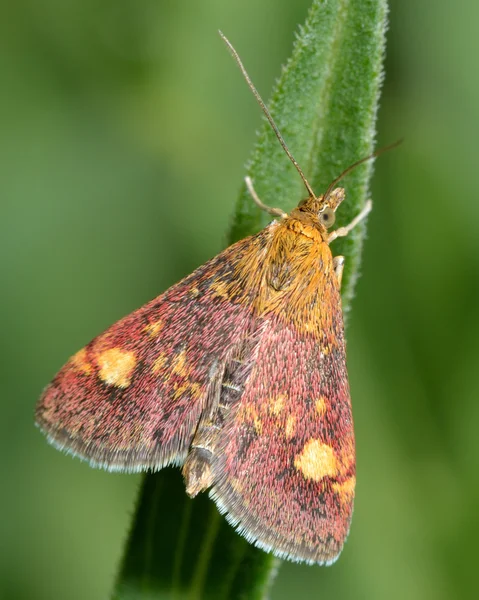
113,0 -> 388,598
113,469 -> 279,600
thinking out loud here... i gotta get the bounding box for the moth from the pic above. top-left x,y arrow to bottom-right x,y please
36,33 -> 375,564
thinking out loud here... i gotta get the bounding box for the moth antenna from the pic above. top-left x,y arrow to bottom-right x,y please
219,31 -> 316,200
323,139 -> 403,203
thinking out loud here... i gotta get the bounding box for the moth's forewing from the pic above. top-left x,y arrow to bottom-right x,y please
209,225 -> 355,564
36,235 -> 262,471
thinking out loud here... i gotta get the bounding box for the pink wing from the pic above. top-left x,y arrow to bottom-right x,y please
36,234 -> 266,471
209,265 -> 355,564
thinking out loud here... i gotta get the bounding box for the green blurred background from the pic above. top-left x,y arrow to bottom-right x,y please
2,1 -> 478,598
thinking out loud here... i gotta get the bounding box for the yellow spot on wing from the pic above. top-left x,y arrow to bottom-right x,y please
171,349 -> 188,376
253,414 -> 263,435
173,381 -> 202,400
285,415 -> 296,439
97,348 -> 136,388
238,404 -> 263,435
332,476 -> 356,504
269,394 -> 286,415
210,281 -> 230,300
144,319 -> 164,337
315,396 -> 327,416
189,287 -> 200,298
294,439 -> 338,482
71,348 -> 92,375
152,353 -> 168,374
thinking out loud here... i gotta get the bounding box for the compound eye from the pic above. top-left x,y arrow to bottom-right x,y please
319,206 -> 335,228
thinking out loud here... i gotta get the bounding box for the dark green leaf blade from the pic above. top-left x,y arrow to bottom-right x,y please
113,469 -> 278,600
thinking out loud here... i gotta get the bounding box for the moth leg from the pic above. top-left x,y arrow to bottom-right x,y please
182,420 -> 218,497
327,199 -> 372,243
183,355 -> 247,497
333,255 -> 345,287
245,176 -> 287,218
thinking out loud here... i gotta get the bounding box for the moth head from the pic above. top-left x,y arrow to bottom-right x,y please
297,188 -> 345,230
